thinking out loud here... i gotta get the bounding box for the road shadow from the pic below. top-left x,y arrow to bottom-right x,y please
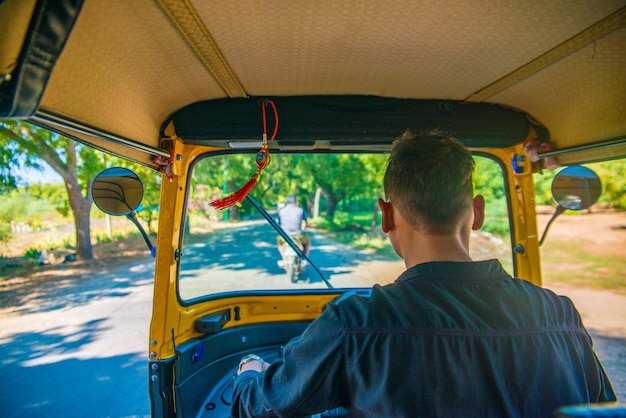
0,320 -> 150,418
180,221 -> 398,287
0,258 -> 154,315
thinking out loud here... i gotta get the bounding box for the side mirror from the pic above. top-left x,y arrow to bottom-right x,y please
92,167 -> 155,256
551,166 -> 602,211
92,167 -> 144,215
539,166 -> 602,245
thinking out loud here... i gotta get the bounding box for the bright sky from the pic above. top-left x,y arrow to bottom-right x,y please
16,164 -> 63,185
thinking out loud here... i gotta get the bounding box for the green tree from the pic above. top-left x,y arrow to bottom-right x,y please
589,160 -> 626,209
254,154 -> 318,213
0,120 -> 102,260
473,156 -> 510,236
296,154 -> 385,221
0,186 -> 68,247
533,170 -> 554,207
26,183 -> 70,216
195,153 -> 311,220
195,153 -> 260,220
189,153 -> 387,222
0,190 -> 20,245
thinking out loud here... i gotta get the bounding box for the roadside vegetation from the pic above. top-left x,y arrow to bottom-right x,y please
1,122 -> 625,292
541,239 -> 626,291
1,120 -> 162,262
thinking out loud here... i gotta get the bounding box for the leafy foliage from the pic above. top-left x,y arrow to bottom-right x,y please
591,160 -> 626,209
2,117 -> 625,262
192,153 -> 387,222
534,159 -> 626,209
0,120 -> 98,259
189,153 -> 514,239
0,120 -> 163,259
472,157 -> 510,237
24,183 -> 70,216
533,170 -> 554,206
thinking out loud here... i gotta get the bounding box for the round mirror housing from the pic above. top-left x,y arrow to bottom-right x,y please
551,166 -> 602,211
92,167 -> 144,216
540,166 -> 602,246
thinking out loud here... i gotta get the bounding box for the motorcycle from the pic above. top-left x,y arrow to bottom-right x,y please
281,236 -> 307,283
245,196 -> 332,288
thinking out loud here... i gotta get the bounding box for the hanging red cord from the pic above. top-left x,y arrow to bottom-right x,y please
151,149 -> 175,181
210,100 -> 278,210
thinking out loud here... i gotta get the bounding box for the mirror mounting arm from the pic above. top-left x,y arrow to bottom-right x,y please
126,211 -> 156,257
540,165 -> 602,246
539,205 -> 566,246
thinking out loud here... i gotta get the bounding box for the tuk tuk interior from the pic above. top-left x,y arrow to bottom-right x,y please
2,1 -> 625,417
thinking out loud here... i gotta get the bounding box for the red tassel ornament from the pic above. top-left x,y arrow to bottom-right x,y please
210,100 -> 278,209
209,171 -> 261,210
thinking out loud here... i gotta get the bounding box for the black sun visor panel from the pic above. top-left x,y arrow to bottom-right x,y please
161,96 -> 548,149
0,0 -> 84,118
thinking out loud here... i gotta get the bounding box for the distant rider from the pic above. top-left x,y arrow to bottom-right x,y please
277,195 -> 310,260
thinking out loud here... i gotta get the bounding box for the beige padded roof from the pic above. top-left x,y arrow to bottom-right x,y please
3,0 -> 626,166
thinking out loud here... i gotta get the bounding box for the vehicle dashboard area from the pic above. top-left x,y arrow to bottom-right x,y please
167,290 -> 374,417
172,319 -> 351,418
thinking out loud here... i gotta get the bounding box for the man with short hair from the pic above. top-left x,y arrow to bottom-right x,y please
231,131 -> 616,417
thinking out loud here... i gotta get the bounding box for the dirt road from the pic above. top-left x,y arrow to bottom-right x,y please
538,211 -> 626,400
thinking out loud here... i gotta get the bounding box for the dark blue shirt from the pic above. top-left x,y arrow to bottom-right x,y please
232,260 -> 616,417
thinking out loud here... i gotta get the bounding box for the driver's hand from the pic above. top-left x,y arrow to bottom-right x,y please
237,354 -> 270,375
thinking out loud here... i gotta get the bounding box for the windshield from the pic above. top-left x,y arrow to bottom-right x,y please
178,153 -> 512,301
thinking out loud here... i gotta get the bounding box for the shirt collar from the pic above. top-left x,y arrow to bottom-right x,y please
398,259 -> 511,283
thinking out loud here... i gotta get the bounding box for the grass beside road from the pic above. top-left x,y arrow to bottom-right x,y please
540,241 -> 626,293
0,226 -> 151,281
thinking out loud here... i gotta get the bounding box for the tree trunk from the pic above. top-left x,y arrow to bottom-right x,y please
313,187 -> 322,219
35,132 -> 95,261
326,194 -> 338,221
2,122 -> 97,261
65,175 -> 93,261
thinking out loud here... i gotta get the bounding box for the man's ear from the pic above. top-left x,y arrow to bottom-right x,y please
378,198 -> 394,233
472,195 -> 485,231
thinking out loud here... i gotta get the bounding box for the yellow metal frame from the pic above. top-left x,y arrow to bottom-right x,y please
148,139 -> 543,360
487,145 -> 542,285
